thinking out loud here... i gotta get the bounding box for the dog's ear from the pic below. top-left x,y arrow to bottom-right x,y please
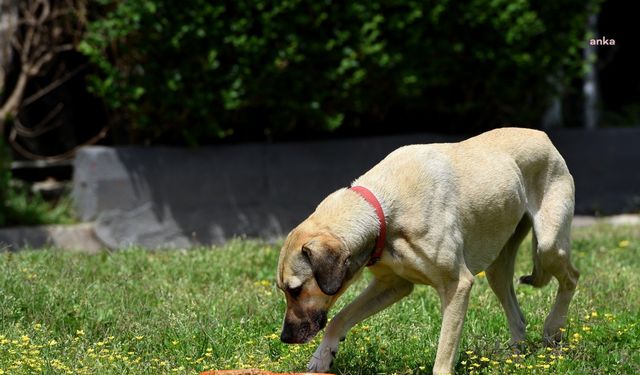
302,241 -> 350,296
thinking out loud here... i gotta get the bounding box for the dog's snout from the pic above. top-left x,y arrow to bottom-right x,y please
280,324 -> 297,344
280,319 -> 311,344
280,324 -> 301,344
280,310 -> 328,344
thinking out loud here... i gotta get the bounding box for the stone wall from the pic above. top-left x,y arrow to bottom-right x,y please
71,128 -> 640,249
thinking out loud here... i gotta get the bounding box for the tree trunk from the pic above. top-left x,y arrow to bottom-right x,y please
0,0 -> 19,136
0,69 -> 29,134
0,0 -> 18,86
583,12 -> 600,130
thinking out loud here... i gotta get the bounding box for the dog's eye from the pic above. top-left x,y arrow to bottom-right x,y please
301,246 -> 311,259
288,285 -> 303,299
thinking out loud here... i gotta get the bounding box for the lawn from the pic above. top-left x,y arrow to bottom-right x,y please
0,224 -> 638,374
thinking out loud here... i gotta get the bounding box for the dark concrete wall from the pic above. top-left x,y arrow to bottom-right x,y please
71,128 -> 640,248
548,128 -> 640,214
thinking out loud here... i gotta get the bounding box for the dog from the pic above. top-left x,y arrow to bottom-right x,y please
276,127 -> 580,374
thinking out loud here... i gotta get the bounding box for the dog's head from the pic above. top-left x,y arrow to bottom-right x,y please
276,227 -> 355,344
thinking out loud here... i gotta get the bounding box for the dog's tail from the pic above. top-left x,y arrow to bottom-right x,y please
519,230 -> 552,288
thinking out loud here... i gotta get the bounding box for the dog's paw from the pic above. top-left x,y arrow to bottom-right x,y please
543,330 -> 564,347
543,319 -> 566,346
307,344 -> 337,373
508,340 -> 527,354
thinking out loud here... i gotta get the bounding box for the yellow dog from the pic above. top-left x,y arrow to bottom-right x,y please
277,128 -> 579,374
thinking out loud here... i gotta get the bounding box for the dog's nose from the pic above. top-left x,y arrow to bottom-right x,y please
280,325 -> 298,344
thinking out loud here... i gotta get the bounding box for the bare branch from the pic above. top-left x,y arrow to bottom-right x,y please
53,43 -> 75,54
13,103 -> 64,137
9,125 -> 109,161
33,0 -> 51,25
0,70 -> 29,121
2,0 -> 92,155
22,63 -> 87,108
19,23 -> 36,62
10,35 -> 23,54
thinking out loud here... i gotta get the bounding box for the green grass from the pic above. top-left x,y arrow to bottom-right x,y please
1,224 -> 639,374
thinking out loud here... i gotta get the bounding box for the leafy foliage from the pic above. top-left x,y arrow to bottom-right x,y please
81,0 -> 600,144
0,141 -> 10,225
0,141 -> 75,227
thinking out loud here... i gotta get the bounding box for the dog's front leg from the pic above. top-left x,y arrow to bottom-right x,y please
432,270 -> 475,375
307,276 -> 414,372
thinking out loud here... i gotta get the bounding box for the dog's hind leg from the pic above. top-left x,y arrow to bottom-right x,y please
307,275 -> 414,373
486,215 -> 531,346
519,229 -> 553,288
527,176 -> 580,345
539,227 -> 580,345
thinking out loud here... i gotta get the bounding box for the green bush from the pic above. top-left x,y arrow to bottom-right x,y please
0,141 -> 75,227
81,0 -> 600,144
0,141 -> 10,225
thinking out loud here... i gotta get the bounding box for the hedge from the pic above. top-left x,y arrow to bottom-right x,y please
80,0 -> 599,144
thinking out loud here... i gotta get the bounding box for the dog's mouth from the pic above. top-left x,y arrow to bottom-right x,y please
280,310 -> 328,344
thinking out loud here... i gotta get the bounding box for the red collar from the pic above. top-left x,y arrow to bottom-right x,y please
350,186 -> 386,266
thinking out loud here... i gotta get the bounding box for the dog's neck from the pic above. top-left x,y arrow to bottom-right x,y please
309,188 -> 383,267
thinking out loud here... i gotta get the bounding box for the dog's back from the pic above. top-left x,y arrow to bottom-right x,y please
458,127 -> 572,187
452,126 -> 574,216
356,127 -> 574,275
